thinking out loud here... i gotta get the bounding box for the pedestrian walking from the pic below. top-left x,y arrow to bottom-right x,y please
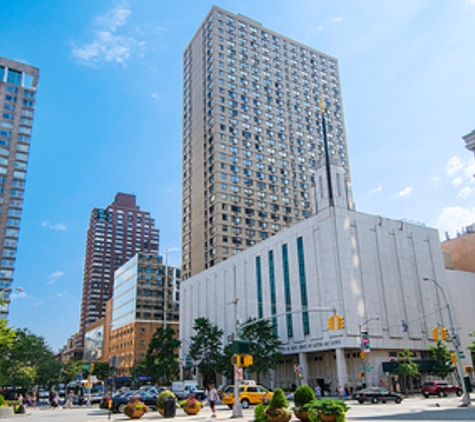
65,391 -> 74,408
208,384 -> 219,418
314,385 -> 322,399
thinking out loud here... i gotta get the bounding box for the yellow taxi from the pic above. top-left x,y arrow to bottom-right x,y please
221,384 -> 273,409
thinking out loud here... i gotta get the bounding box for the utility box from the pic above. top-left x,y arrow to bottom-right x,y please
232,340 -> 250,354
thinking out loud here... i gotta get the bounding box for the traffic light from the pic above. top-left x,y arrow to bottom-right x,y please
90,363 -> 94,373
451,352 -> 457,365
441,328 -> 449,341
361,331 -> 371,353
431,327 -> 439,341
336,315 -> 345,330
327,315 -> 335,331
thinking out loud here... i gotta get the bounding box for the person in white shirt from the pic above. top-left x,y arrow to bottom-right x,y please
208,384 -> 219,418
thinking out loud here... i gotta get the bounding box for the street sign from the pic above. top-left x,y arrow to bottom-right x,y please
458,352 -> 466,359
235,367 -> 243,380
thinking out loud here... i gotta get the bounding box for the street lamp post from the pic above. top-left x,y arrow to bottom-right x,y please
0,287 -> 24,306
359,316 -> 380,388
423,276 -> 470,407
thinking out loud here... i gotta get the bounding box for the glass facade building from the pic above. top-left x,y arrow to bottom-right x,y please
0,57 -> 39,317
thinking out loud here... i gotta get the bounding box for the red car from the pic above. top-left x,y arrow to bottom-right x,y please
421,381 -> 462,398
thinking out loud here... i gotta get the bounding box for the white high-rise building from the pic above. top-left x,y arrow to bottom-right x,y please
182,6 -> 353,279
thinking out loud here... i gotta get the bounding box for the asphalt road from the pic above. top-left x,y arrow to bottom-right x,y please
1,395 -> 474,421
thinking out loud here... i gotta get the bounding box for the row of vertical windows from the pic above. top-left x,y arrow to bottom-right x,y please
255,236 -> 309,337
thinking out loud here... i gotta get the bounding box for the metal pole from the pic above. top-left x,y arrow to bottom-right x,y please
164,249 -> 168,330
424,277 -> 470,407
359,317 -> 379,388
231,299 -> 243,418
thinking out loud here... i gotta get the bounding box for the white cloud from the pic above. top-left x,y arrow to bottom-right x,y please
368,185 -> 383,194
151,93 -> 159,100
42,221 -> 67,231
452,177 -> 463,186
463,162 -> 475,180
70,1 -> 145,67
398,187 -> 413,197
445,156 -> 464,176
332,17 -> 342,22
10,291 -> 27,300
458,187 -> 472,198
436,206 -> 475,238
94,1 -> 131,32
47,270 -> 64,285
429,175 -> 441,183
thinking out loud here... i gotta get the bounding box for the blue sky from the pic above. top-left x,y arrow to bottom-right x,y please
3,0 -> 475,352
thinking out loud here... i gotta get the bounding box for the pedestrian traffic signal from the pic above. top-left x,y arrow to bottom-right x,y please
464,366 -> 474,374
231,354 -> 253,367
327,315 -> 335,331
243,355 -> 253,367
359,371 -> 365,378
336,315 -> 345,330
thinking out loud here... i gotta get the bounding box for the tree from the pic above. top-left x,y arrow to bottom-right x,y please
189,318 -> 224,387
0,328 -> 58,389
217,342 -> 234,382
0,319 -> 16,360
393,349 -> 419,395
143,326 -> 180,385
240,318 -> 283,383
429,340 -> 452,380
92,362 -> 110,382
59,360 -> 85,385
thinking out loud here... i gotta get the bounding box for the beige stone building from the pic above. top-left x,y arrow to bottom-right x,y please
181,6 -> 353,279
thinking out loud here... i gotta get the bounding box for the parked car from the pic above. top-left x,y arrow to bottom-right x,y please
99,391 -> 157,413
421,381 -> 462,398
352,387 -> 403,404
221,384 -> 273,409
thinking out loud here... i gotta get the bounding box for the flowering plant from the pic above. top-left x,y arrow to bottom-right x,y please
124,397 -> 150,418
179,397 -> 202,409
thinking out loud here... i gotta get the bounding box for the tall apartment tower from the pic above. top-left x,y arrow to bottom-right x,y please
182,6 -> 353,279
79,193 -> 159,338
0,58 -> 39,316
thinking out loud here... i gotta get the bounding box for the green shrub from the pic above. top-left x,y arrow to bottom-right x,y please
268,388 -> 289,409
294,385 -> 316,408
306,398 -> 349,422
254,403 -> 268,422
156,390 -> 176,410
0,394 -> 5,407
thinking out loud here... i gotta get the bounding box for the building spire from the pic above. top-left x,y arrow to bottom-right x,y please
320,97 -> 334,207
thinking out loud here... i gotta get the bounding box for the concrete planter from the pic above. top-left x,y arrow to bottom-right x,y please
0,407 -> 14,418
